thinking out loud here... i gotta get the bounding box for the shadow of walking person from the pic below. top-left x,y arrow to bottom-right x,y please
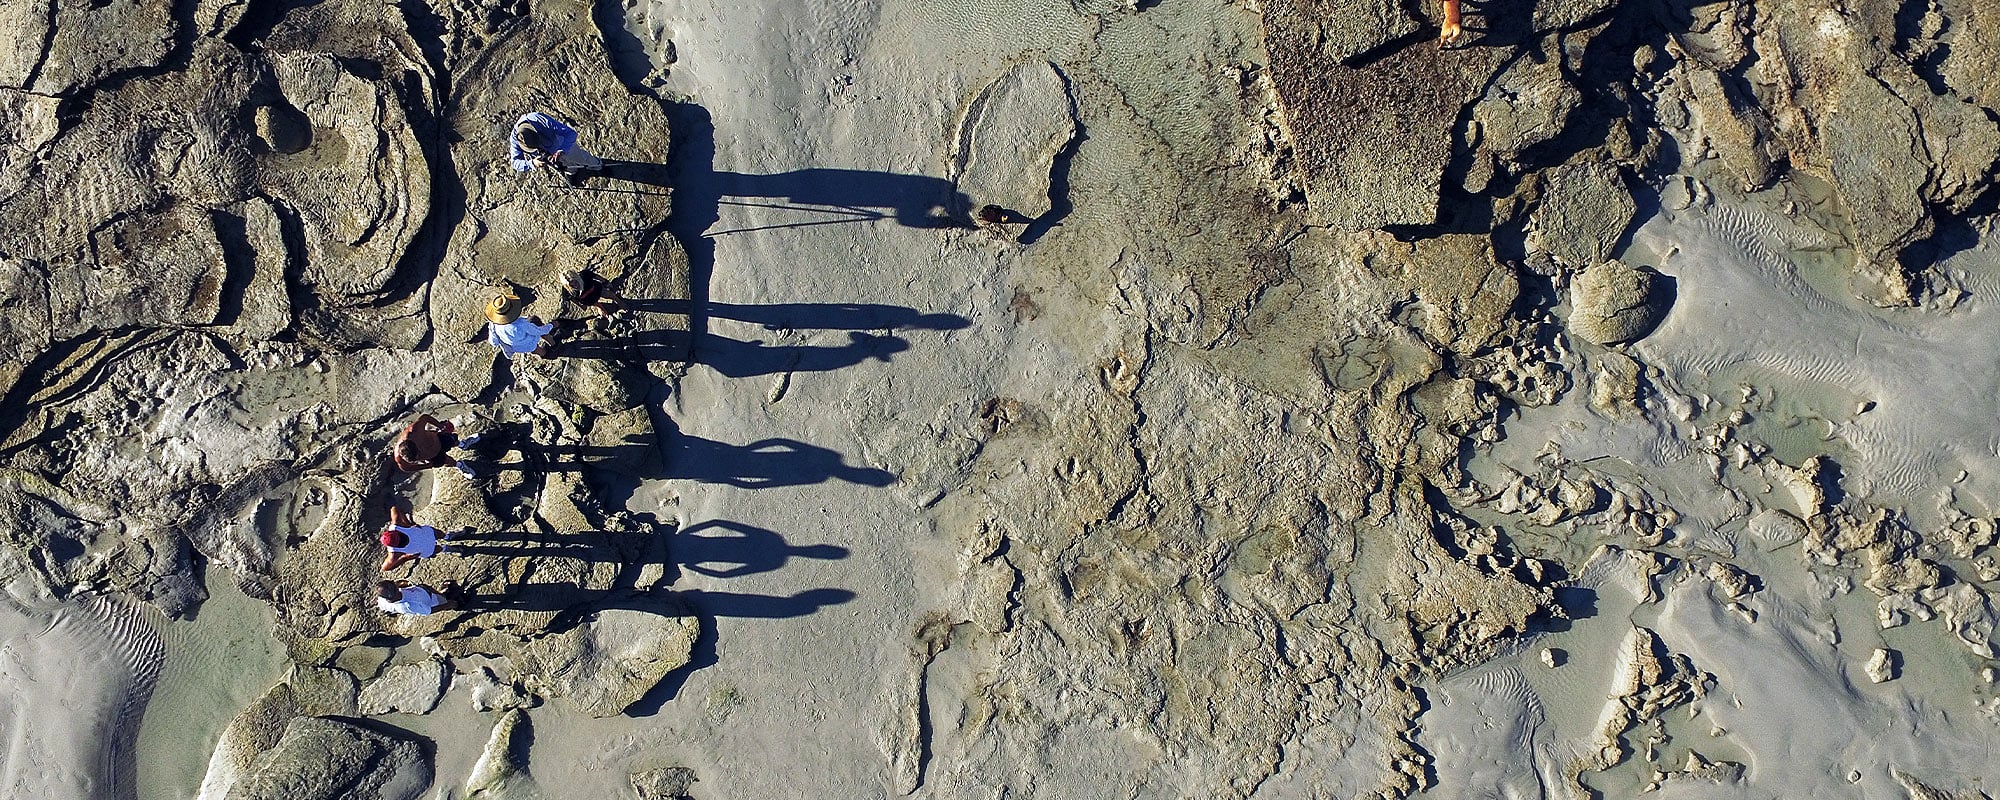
657,100 -> 974,340
448,529 -> 660,562
558,328 -> 910,378
460,584 -> 853,620
673,520 -> 849,579
667,424 -> 895,489
677,587 -> 857,619
712,169 -> 969,231
620,298 -> 970,332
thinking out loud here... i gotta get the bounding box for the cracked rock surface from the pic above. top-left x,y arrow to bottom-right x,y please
11,1 -> 2000,799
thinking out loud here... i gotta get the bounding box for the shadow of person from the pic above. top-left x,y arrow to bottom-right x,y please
461,581 -> 614,613
620,299 -> 970,332
559,328 -> 910,378
448,529 -> 661,563
711,169 -> 970,231
482,437 -> 662,477
657,101 -> 972,341
673,520 -> 849,579
461,584 -> 853,620
676,587 -> 857,619
667,424 -> 896,489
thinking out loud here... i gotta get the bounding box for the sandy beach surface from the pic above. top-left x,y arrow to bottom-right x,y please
7,0 -> 2000,798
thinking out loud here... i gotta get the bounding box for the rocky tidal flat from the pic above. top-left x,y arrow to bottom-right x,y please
4,0 -> 2000,798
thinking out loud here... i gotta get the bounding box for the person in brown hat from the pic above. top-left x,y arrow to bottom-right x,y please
485,291 -> 560,358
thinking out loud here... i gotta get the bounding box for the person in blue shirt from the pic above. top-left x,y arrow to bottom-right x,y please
485,291 -> 562,358
510,112 -> 602,184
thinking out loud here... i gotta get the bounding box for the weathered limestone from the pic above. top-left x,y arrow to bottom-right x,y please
1261,13 -> 1507,229
1568,259 -> 1670,345
1529,162 -> 1637,270
358,658 -> 451,715
223,716 -> 429,800
948,61 -> 1080,221
1463,40 -> 1582,191
1373,233 -> 1520,356
513,597 -> 700,717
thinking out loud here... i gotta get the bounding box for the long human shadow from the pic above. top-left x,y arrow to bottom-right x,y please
598,600 -> 867,711
653,101 -> 974,340
661,417 -> 896,488
479,440 -> 654,472
448,528 -> 659,561
447,521 -> 846,581
673,519 -> 848,578
675,588 -> 857,618
658,103 -> 967,229
622,298 -> 970,332
559,328 -> 911,378
462,583 -> 853,619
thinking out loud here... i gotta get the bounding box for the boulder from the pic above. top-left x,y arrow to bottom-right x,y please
463,709 -> 535,800
1568,259 -> 1670,345
358,659 -> 450,715
253,103 -> 312,155
1529,161 -> 1636,269
1865,648 -> 1899,683
223,716 -> 430,800
1681,68 -> 1776,191
1465,40 -> 1581,189
461,665 -> 534,712
289,666 -> 362,717
631,767 -> 698,800
515,595 -> 699,717
948,60 -> 1079,220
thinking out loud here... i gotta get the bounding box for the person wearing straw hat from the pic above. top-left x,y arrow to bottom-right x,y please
485,290 -> 560,358
510,111 -> 602,186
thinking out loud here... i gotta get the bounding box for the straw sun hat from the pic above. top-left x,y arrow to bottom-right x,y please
485,291 -> 524,324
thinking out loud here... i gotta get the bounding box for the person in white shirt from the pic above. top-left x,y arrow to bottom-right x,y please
375,580 -> 460,615
485,292 -> 562,357
380,506 -> 453,571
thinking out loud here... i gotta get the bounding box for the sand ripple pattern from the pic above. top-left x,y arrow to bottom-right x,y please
0,596 -> 165,800
1636,200 -> 2000,501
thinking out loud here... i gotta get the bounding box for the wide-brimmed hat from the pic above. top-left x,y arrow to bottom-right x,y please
515,124 -> 543,152
485,292 -> 524,324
